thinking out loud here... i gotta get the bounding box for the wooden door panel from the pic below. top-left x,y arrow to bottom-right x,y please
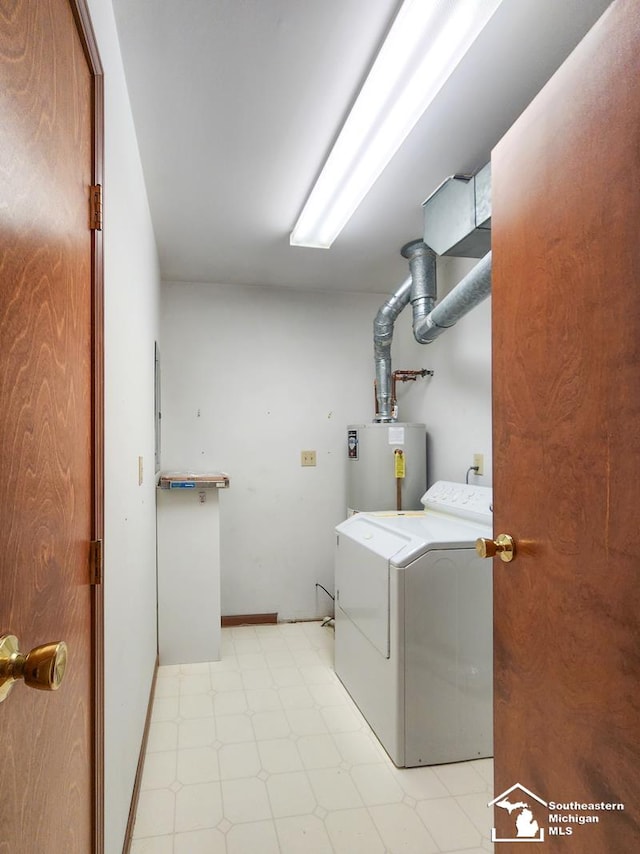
491,0 -> 640,849
0,1 -> 95,851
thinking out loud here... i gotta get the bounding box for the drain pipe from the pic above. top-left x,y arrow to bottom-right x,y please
412,251 -> 492,343
373,276 -> 412,422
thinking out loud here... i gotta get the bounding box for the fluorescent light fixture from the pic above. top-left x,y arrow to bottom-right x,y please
290,0 -> 503,248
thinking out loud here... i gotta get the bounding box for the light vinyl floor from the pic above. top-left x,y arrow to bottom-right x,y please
132,621 -> 494,853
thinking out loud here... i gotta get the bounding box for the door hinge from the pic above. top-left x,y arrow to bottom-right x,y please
89,539 -> 103,585
89,184 -> 103,230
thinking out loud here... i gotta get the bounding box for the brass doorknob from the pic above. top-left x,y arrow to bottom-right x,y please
0,634 -> 68,703
475,533 -> 516,563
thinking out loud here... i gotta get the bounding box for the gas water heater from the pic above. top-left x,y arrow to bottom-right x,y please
346,422 -> 427,514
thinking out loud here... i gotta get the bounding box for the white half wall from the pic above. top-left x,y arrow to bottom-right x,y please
160,282 -> 385,621
86,2 -> 160,853
392,255 -> 493,488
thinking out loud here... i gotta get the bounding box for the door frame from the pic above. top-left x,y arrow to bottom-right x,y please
68,2 -> 105,851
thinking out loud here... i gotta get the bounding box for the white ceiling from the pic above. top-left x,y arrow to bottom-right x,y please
112,0 -> 612,294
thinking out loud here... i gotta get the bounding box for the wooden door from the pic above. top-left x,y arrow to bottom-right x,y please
0,1 -> 103,852
491,0 -> 640,849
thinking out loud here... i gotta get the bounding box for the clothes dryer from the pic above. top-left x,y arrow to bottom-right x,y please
334,480 -> 493,767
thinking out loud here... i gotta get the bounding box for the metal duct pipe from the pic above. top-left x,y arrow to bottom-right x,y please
401,239 -> 437,329
373,276 -> 413,422
413,251 -> 492,344
373,246 -> 490,422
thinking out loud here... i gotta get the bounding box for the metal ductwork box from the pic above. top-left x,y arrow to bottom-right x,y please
422,162 -> 491,258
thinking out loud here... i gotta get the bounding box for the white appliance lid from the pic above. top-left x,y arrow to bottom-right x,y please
372,512 -> 492,567
336,509 -> 492,568
335,514 -> 414,561
336,481 -> 493,569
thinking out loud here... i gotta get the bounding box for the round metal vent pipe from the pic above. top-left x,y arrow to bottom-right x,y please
373,243 -> 491,422
373,276 -> 412,422
401,239 -> 437,328
413,251 -> 492,344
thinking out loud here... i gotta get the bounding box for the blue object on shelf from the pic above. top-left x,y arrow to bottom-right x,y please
158,472 -> 230,490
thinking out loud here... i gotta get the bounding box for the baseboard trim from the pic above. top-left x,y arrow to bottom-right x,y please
221,612 -> 278,627
122,655 -> 159,854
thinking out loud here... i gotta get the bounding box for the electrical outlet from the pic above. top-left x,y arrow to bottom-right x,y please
473,453 -> 484,476
301,450 -> 317,467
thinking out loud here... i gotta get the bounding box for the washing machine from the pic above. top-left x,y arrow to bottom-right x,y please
334,480 -> 493,767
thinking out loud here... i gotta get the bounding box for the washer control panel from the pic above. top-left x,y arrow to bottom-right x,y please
421,480 -> 493,523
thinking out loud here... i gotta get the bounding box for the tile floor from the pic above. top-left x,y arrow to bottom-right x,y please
132,621 -> 494,853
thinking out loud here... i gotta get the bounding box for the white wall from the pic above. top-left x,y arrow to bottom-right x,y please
86,2 -> 160,853
160,260 -> 492,624
393,255 -> 493,487
160,282 -> 385,621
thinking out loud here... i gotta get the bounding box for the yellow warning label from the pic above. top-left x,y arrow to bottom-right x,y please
394,449 -> 406,478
